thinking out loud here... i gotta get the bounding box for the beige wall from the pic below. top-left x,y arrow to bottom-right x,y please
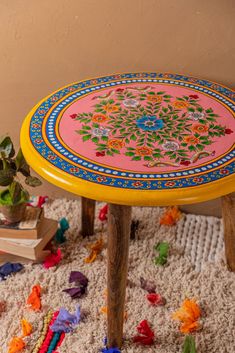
0,0 -> 234,216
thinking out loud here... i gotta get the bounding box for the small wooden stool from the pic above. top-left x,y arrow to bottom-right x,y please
21,72 -> 235,348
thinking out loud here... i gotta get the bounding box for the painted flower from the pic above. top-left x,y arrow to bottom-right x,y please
147,95 -> 162,103
192,124 -> 208,133
32,123 -> 40,128
38,109 -> 46,114
92,127 -> 110,137
135,146 -> 153,156
97,176 -> 107,182
116,88 -> 124,93
92,114 -> 109,123
96,151 -> 105,157
51,96 -> 58,102
70,167 -> 79,173
188,112 -> 205,121
162,141 -> 179,151
193,177 -> 203,183
180,160 -> 191,166
165,181 -> 176,187
48,155 -> 57,160
220,169 -> 229,175
189,95 -> 199,99
136,116 -> 164,131
123,99 -> 139,108
103,103 -> 119,113
132,181 -> 143,187
173,101 -> 189,109
225,128 -> 233,134
183,136 -> 199,145
70,114 -> 78,119
34,138 -> 43,144
107,139 -> 124,150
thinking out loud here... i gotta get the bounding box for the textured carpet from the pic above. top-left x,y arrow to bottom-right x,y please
0,199 -> 234,353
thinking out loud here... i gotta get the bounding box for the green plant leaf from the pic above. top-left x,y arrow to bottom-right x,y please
25,176 -> 42,187
0,169 -> 15,186
15,148 -> 30,176
0,136 -> 15,158
9,181 -> 22,204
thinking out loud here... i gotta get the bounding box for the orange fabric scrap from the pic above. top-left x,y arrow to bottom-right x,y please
84,237 -> 104,263
21,318 -> 32,337
160,206 -> 182,226
172,298 -> 201,333
8,337 -> 25,353
27,285 -> 41,311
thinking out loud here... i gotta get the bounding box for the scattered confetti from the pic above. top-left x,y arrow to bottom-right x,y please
140,277 -> 156,293
84,237 -> 104,263
27,285 -> 41,311
182,335 -> 197,353
43,248 -> 62,269
27,195 -> 48,208
172,299 -> 201,334
0,262 -> 23,281
154,242 -> 169,265
146,293 -> 166,306
69,271 -> 89,287
55,218 -> 69,243
133,320 -> 155,345
63,287 -> 86,299
160,206 -> 182,226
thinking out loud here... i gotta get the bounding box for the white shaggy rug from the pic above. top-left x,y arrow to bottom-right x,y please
0,199 -> 235,353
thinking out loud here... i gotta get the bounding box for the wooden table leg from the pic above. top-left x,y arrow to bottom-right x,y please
80,197 -> 96,237
107,203 -> 132,348
221,193 -> 235,271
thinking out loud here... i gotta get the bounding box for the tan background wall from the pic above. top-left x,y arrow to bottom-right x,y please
0,0 -> 234,216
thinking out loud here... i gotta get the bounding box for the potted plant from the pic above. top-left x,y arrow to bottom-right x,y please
0,135 -> 42,223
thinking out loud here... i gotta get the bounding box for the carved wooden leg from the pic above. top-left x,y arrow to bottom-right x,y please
221,193 -> 235,271
80,197 -> 96,237
107,203 -> 132,348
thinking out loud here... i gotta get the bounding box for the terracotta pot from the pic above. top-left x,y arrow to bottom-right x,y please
0,202 -> 26,223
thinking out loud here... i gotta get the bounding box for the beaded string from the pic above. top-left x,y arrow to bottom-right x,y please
31,311 -> 53,353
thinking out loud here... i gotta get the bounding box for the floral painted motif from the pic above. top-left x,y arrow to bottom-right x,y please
74,87 -> 230,166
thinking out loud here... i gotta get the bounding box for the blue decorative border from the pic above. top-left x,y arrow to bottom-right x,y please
29,72 -> 235,190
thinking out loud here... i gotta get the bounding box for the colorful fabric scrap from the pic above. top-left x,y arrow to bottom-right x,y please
0,262 -> 23,281
84,237 -> 104,263
27,195 -> 48,208
63,271 -> 88,299
27,285 -> 42,311
140,277 -> 156,293
8,337 -> 25,353
133,320 -> 155,345
154,242 -> 169,265
43,249 -> 62,269
55,218 -> 69,243
146,293 -> 166,306
160,206 -> 182,226
172,299 -> 201,334
182,335 -> 197,353
50,306 -> 81,333
31,311 -> 53,353
101,338 -> 121,353
21,318 -> 33,337
98,204 -> 108,222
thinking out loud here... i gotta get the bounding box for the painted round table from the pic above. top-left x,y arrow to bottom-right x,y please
21,72 -> 235,348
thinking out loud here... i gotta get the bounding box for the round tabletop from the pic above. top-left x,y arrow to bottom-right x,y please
21,73 -> 235,206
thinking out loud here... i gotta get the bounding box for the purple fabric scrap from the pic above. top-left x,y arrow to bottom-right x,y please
62,286 -> 86,298
0,262 -> 23,281
50,306 -> 81,333
140,277 -> 156,293
69,271 -> 89,288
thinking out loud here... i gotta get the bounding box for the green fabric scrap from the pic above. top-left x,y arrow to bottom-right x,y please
154,242 -> 169,265
55,218 -> 70,243
182,335 -> 197,353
